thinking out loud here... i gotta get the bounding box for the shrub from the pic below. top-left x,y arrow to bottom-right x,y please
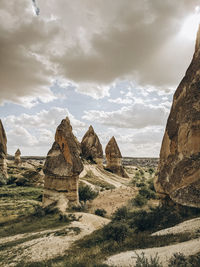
135,252 -> 162,267
102,222 -> 129,243
7,176 -> 17,185
79,184 -> 98,204
95,208 -> 107,217
132,194 -> 148,207
139,186 -> 156,200
16,177 -> 30,186
112,206 -> 129,221
148,168 -> 154,175
168,253 -> 200,267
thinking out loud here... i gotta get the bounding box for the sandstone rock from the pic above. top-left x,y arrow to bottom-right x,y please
105,136 -> 129,178
15,149 -> 21,165
155,25 -> 200,208
43,117 -> 83,211
81,125 -> 103,166
0,119 -> 8,183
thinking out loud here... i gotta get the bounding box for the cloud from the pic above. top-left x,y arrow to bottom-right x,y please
83,102 -> 169,129
4,107 -> 85,130
0,0 -> 58,106
50,0 -> 199,89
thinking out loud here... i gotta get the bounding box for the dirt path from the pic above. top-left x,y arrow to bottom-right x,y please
105,238 -> 200,267
0,213 -> 110,266
152,217 -> 200,236
80,164 -> 130,188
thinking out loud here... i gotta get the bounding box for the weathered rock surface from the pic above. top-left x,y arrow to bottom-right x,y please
105,136 -> 129,178
15,149 -> 21,165
0,120 -> 8,182
43,117 -> 83,211
155,25 -> 200,208
81,125 -> 103,166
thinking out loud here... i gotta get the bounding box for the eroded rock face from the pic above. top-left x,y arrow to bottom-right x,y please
15,149 -> 21,165
155,25 -> 200,208
105,136 -> 129,178
81,125 -> 103,166
43,117 -> 83,211
0,120 -> 8,182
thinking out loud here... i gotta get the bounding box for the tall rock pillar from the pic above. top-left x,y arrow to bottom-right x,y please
43,117 -> 83,211
0,120 -> 8,183
155,25 -> 200,208
105,136 -> 129,178
81,125 -> 103,166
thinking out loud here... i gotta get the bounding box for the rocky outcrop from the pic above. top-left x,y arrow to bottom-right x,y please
0,120 -> 8,183
155,25 -> 200,208
105,136 -> 129,178
81,125 -> 103,166
15,149 -> 21,165
43,117 -> 83,211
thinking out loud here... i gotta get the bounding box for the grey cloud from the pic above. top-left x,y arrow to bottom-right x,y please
83,103 -> 169,129
51,0 -> 199,88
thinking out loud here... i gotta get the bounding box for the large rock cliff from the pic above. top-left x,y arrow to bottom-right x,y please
81,125 -> 103,166
105,136 -> 129,178
0,120 -> 8,183
43,117 -> 83,211
155,25 -> 200,208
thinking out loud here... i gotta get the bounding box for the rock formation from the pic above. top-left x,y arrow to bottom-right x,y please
155,25 -> 200,208
43,117 -> 83,211
0,120 -> 8,183
105,136 -> 129,178
81,125 -> 103,166
15,149 -> 21,165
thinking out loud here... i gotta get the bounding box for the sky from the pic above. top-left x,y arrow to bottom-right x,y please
0,0 -> 200,157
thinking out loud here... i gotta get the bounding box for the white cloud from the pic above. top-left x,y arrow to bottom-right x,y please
83,103 -> 169,129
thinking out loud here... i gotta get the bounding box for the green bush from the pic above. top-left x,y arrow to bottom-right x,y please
139,186 -> 156,200
102,222 -> 129,243
16,177 -> 30,186
132,194 -> 148,207
135,252 -> 162,267
148,168 -> 154,175
95,208 -> 107,217
112,206 -> 129,221
168,253 -> 200,267
79,184 -> 98,204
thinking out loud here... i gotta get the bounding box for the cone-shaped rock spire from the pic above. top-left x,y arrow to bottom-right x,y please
15,149 -> 21,165
0,120 -> 8,182
105,136 -> 128,178
81,125 -> 103,166
43,117 -> 83,211
155,25 -> 200,208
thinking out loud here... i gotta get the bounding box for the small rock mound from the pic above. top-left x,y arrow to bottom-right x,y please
15,149 -> 21,165
43,117 -> 83,212
81,125 -> 103,166
105,136 -> 129,178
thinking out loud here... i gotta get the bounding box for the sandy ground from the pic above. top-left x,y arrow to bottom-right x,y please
105,238 -> 200,267
152,217 -> 200,236
80,164 -> 137,216
80,164 -> 130,188
88,187 -> 137,216
0,213 -> 110,266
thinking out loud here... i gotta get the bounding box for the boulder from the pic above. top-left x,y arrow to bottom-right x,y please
15,149 -> 21,165
0,120 -> 8,183
105,136 -> 129,178
81,125 -> 103,166
43,117 -> 83,211
155,25 -> 200,208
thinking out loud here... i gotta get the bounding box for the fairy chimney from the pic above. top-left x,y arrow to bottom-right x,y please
43,117 -> 83,211
15,149 -> 21,165
0,120 -> 8,183
105,136 -> 129,178
155,24 -> 200,208
81,125 -> 103,166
